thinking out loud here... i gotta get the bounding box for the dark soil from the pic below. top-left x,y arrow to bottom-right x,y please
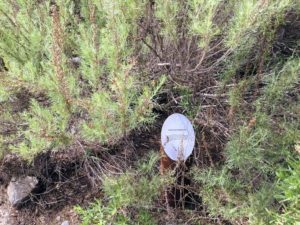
0,148 -> 94,225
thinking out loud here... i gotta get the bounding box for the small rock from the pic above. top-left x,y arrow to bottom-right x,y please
61,220 -> 70,225
70,56 -> 80,63
70,56 -> 81,68
7,176 -> 38,207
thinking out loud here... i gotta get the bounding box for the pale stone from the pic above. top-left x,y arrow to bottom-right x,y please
61,221 -> 70,225
7,176 -> 38,207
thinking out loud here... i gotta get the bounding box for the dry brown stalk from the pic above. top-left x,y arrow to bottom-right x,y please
50,3 -> 72,110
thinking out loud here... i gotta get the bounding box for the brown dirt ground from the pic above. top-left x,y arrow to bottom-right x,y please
0,149 -> 98,225
0,184 -> 81,225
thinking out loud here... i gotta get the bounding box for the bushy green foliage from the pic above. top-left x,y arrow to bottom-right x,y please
0,0 -> 165,160
0,0 -> 299,224
75,152 -> 168,225
222,0 -> 297,82
270,157 -> 300,224
225,0 -> 293,49
188,0 -> 221,48
76,200 -> 158,225
155,0 -> 179,42
193,57 -> 300,224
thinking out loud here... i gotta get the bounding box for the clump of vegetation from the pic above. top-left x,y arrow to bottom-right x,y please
0,0 -> 299,224
0,0 -> 165,161
270,156 -> 300,224
75,152 -> 170,225
193,57 -> 300,224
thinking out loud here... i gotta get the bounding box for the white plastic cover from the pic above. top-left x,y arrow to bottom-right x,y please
161,113 -> 195,161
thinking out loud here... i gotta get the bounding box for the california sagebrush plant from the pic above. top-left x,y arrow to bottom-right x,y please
75,152 -> 171,225
194,55 -> 300,224
0,0 -> 299,224
0,0 -> 165,160
271,156 -> 300,224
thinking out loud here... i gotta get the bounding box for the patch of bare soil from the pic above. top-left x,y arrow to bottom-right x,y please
0,183 -> 81,225
13,205 -> 81,225
0,148 -> 98,225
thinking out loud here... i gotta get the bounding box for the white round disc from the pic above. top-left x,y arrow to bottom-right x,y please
161,113 -> 195,161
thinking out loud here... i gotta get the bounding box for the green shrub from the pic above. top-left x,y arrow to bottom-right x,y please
75,152 -> 167,225
155,0 -> 180,42
192,57 -> 300,224
1,0 -> 299,224
0,1 -> 165,160
270,157 -> 300,224
188,0 -> 222,49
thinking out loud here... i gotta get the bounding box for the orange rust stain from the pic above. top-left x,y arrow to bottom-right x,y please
247,117 -> 257,129
159,145 -> 175,206
160,145 -> 174,175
